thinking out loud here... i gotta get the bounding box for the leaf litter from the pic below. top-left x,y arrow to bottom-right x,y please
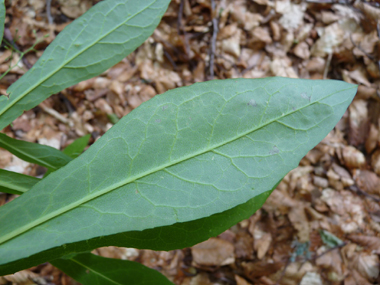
0,0 -> 380,284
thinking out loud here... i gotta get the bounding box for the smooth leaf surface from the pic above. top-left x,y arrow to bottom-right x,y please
0,169 -> 39,195
52,253 -> 173,285
0,188 -> 273,275
0,133 -> 72,170
0,0 -> 4,42
0,78 -> 357,274
63,134 -> 91,159
0,0 -> 170,130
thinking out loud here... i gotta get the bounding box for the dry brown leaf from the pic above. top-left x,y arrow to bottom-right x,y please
354,169 -> 380,196
191,238 -> 235,266
299,272 -> 323,285
288,205 -> 310,242
365,124 -> 379,154
293,42 -> 310,60
348,234 -> 380,254
270,58 -> 298,78
348,99 -> 369,147
235,275 -> 252,285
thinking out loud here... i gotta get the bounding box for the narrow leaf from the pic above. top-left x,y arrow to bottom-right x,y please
0,0 -> 170,130
0,78 -> 357,275
0,0 -> 4,42
63,134 -> 91,159
0,169 -> 39,195
52,253 -> 173,285
0,133 -> 72,170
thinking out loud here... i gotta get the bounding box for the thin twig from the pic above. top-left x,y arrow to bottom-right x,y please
323,52 -> 332,79
39,103 -> 70,125
349,185 -> 380,203
349,34 -> 375,61
377,22 -> 380,75
46,0 -> 54,25
208,0 -> 218,80
177,0 -> 190,59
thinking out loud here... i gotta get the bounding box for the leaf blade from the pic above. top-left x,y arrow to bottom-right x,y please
62,134 -> 91,159
52,253 -> 173,285
0,0 -> 170,130
0,169 -> 40,195
0,78 -> 357,273
0,133 -> 72,170
0,0 -> 4,42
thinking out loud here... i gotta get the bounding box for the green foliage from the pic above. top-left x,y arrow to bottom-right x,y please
0,78 -> 356,276
0,0 -> 4,42
0,169 -> 39,195
0,133 -> 72,171
52,253 -> 174,285
0,0 -> 171,130
63,134 -> 91,159
0,0 -> 357,283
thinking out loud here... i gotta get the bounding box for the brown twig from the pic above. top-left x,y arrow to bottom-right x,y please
46,0 -> 54,24
349,185 -> 380,202
208,0 -> 218,80
323,52 -> 332,79
177,0 -> 190,59
349,34 -> 375,61
377,21 -> 380,75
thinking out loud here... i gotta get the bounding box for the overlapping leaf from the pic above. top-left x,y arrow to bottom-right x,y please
0,0 -> 170,130
0,78 -> 357,275
0,133 -> 72,170
0,169 -> 39,195
52,253 -> 173,285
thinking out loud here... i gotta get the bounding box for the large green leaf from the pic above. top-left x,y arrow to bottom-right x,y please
0,0 -> 4,42
0,169 -> 39,195
0,78 -> 357,274
52,253 -> 173,285
0,133 -> 72,171
0,0 -> 170,131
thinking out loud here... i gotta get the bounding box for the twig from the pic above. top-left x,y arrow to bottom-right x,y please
39,103 -> 70,125
377,22 -> 380,75
349,34 -> 375,61
323,52 -> 332,79
208,0 -> 218,80
177,0 -> 190,59
312,242 -> 346,261
349,185 -> 380,202
46,0 -> 54,25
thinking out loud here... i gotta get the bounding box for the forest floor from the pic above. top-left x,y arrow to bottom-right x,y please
1,0 -> 380,284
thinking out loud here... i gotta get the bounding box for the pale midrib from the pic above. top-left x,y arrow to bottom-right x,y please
0,138 -> 59,170
0,1 -> 156,117
69,258 -> 123,285
0,86 -> 356,245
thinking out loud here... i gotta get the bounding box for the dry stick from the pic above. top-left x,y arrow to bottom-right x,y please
208,0 -> 218,80
349,34 -> 375,60
46,0 -> 54,25
323,52 -> 332,79
177,0 -> 190,59
377,22 -> 380,74
349,185 -> 380,203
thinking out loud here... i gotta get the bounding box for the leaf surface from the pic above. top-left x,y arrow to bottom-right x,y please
0,78 -> 357,274
0,169 -> 39,195
52,253 -> 173,285
0,0 -> 4,42
0,133 -> 72,170
0,0 -> 170,130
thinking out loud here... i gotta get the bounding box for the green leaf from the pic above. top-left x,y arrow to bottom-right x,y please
52,253 -> 173,285
0,0 -> 5,42
0,133 -> 72,171
0,78 -> 357,274
0,0 -> 170,131
0,169 -> 39,195
0,189 -> 273,275
63,134 -> 91,159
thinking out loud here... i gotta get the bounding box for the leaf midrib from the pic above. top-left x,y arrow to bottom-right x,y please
0,0 -> 157,117
70,257 -> 123,285
0,86 -> 356,245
